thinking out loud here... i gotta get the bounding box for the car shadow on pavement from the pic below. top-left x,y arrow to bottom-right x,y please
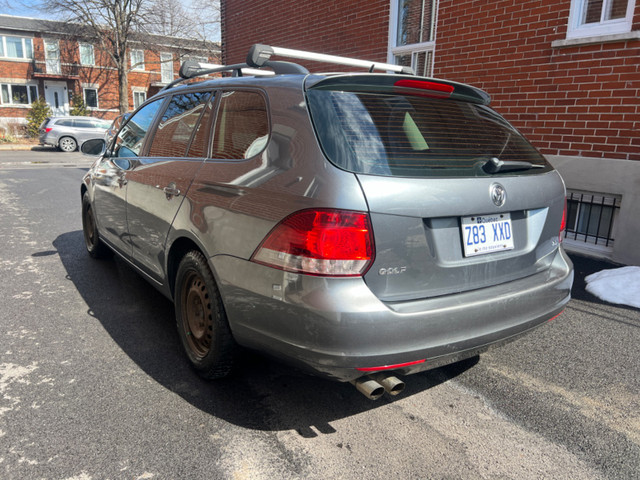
52,230 -> 478,434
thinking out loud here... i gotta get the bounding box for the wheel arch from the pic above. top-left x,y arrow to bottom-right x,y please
166,235 -> 208,301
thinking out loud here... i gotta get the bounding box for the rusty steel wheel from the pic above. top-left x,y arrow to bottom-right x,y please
175,250 -> 236,379
181,271 -> 213,359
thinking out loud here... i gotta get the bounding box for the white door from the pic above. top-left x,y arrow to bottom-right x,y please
45,84 -> 68,116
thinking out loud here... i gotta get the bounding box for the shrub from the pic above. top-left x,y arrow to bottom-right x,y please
26,97 -> 51,138
70,93 -> 88,116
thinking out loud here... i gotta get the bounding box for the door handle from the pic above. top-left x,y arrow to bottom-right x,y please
162,183 -> 181,199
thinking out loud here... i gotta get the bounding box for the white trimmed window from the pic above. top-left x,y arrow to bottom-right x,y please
160,52 -> 174,83
388,0 -> 437,76
79,43 -> 95,65
131,49 -> 145,71
83,87 -> 99,109
0,35 -> 34,59
1,83 -> 38,105
567,0 -> 636,39
133,90 -> 147,109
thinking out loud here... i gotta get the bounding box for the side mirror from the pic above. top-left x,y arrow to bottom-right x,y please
81,138 -> 107,156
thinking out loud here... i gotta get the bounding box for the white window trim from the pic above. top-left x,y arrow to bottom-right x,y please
160,52 -> 174,84
82,86 -> 99,109
387,0 -> 438,74
79,43 -> 95,66
0,82 -> 39,106
132,88 -> 147,109
0,35 -> 34,60
566,0 -> 636,39
131,49 -> 145,71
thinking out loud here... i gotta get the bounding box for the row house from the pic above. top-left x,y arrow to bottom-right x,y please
221,0 -> 640,265
0,14 -> 220,126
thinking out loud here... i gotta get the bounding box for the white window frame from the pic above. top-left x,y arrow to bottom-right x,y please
0,35 -> 34,60
160,52 -> 174,84
83,86 -> 99,109
567,0 -> 636,39
44,39 -> 61,75
131,49 -> 145,71
133,89 -> 147,109
79,43 -> 95,66
387,0 -> 437,76
0,83 -> 39,105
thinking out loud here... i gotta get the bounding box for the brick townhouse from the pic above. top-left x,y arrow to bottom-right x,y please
0,14 -> 220,126
221,0 -> 640,265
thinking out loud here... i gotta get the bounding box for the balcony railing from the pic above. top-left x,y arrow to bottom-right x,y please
31,60 -> 80,78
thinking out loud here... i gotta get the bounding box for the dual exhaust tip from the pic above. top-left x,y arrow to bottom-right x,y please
351,373 -> 405,400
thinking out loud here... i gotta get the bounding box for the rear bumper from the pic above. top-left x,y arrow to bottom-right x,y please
213,248 -> 573,382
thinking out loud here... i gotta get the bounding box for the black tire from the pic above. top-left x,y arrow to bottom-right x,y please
175,250 -> 237,379
59,136 -> 77,152
81,191 -> 112,259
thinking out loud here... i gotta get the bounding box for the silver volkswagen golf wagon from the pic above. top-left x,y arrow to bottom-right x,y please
81,45 -> 573,399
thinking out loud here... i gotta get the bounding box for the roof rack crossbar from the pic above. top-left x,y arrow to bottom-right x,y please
161,61 -> 252,91
247,44 -> 414,75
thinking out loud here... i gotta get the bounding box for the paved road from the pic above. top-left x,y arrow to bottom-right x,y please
0,152 -> 638,479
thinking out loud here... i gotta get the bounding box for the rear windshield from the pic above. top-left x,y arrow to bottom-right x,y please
306,90 -> 550,177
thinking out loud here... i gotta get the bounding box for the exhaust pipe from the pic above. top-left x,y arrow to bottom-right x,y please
368,373 -> 405,396
351,377 -> 385,400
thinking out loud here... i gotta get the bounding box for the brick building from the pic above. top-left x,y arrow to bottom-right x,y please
221,0 -> 640,265
0,15 -> 220,127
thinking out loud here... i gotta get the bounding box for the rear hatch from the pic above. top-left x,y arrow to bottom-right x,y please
305,75 -> 566,302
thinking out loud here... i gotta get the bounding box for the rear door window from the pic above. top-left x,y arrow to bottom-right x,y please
148,91 -> 213,158
74,119 -> 94,128
212,91 -> 269,159
306,88 -> 550,177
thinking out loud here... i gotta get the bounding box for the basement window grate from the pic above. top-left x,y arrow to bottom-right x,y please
565,190 -> 620,248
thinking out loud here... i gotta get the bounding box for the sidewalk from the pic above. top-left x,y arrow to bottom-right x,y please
0,141 -> 40,151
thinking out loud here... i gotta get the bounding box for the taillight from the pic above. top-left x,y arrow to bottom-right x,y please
45,127 -> 53,133
559,197 -> 567,243
251,209 -> 375,277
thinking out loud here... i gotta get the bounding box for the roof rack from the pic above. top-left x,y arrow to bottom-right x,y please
165,44 -> 415,91
163,57 -> 309,91
246,44 -> 415,75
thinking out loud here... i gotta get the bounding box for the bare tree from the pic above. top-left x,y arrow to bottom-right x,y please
143,0 -> 220,41
36,0 -> 146,113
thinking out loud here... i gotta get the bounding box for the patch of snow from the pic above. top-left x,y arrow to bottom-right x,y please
584,266 -> 640,309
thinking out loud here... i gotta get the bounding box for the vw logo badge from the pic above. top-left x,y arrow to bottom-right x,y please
490,183 -> 506,207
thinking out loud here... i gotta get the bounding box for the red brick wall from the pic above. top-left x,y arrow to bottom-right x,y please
222,0 -> 390,67
1,31 -> 219,122
222,0 -> 640,162
435,0 -> 640,161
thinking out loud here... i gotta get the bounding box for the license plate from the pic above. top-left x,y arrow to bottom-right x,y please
461,213 -> 514,257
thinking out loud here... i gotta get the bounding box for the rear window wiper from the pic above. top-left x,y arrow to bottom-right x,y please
481,157 -> 545,174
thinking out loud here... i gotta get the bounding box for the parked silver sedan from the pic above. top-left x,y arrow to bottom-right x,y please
39,116 -> 111,152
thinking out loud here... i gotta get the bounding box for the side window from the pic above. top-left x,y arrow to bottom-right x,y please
57,119 -> 74,127
74,119 -> 94,128
113,98 -> 163,158
212,91 -> 269,160
148,91 -> 212,158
